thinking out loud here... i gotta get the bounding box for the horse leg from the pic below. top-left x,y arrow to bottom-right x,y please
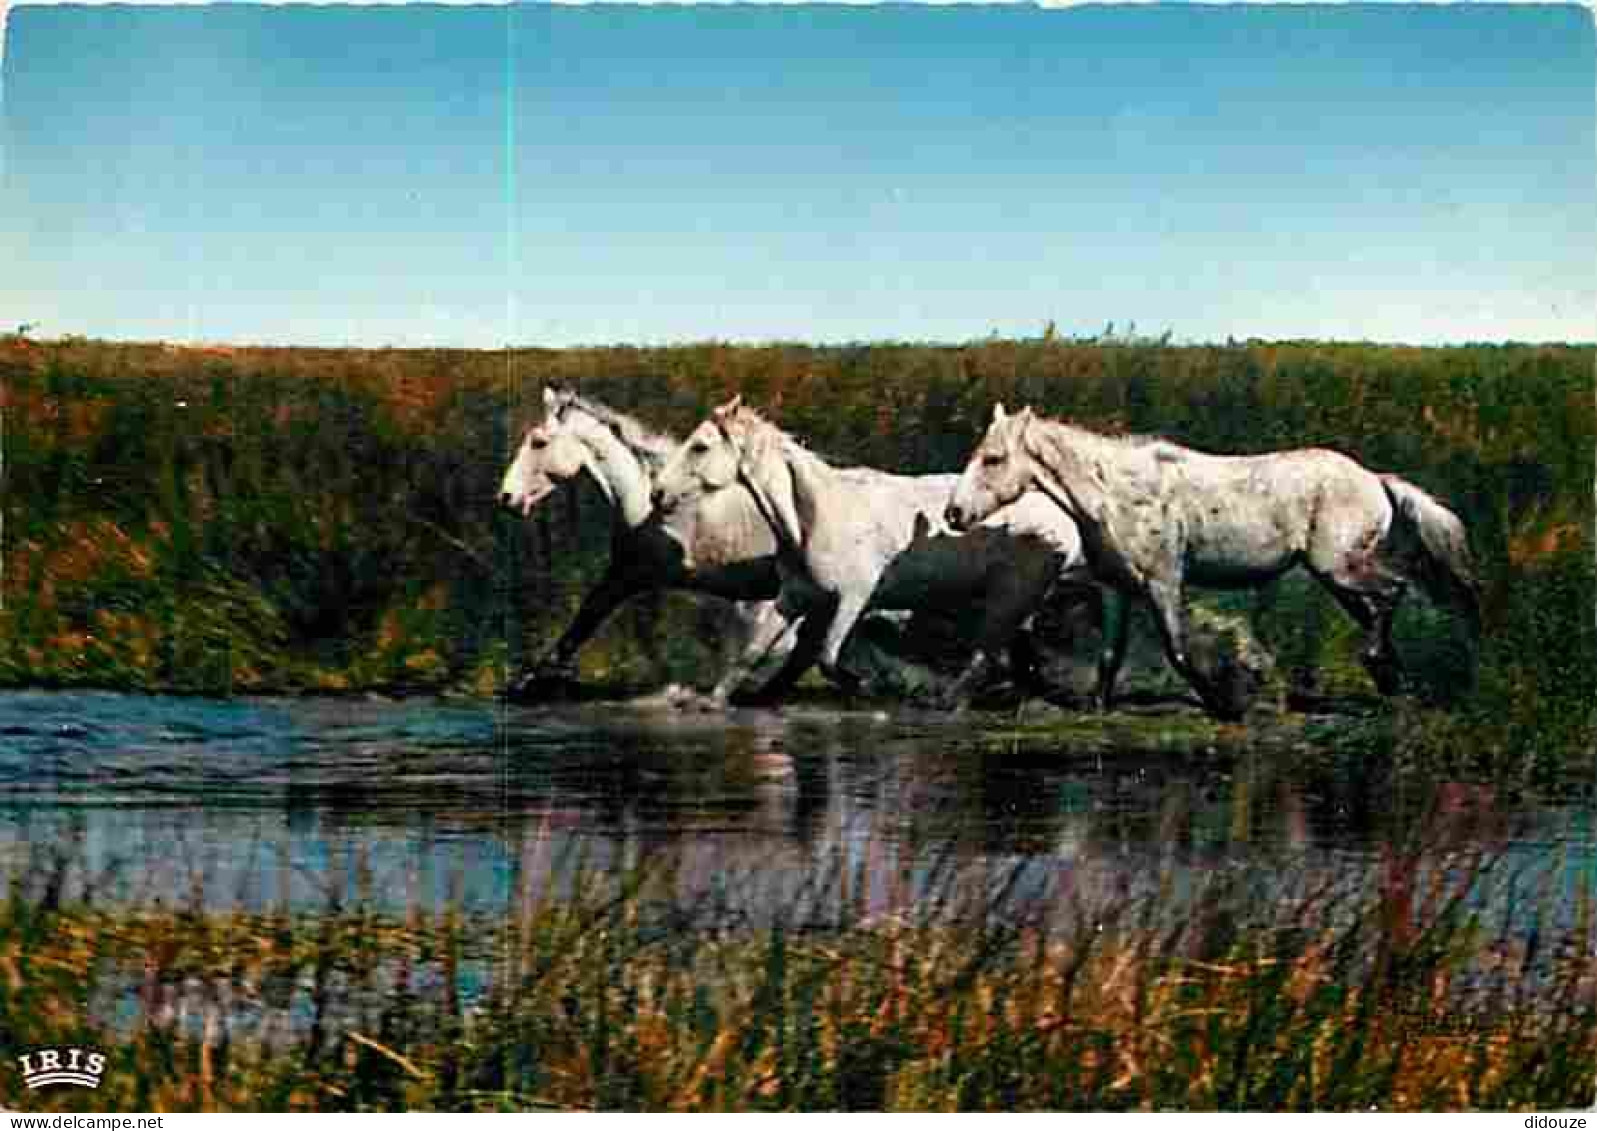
935,648 -> 1002,712
1305,510 -> 1416,698
1145,580 -> 1238,720
735,607 -> 830,705
515,571 -> 637,694
709,602 -> 804,708
1321,580 -> 1406,697
933,574 -> 1038,710
1096,588 -> 1132,713
631,587 -> 666,677
1006,628 -> 1044,695
817,593 -> 871,696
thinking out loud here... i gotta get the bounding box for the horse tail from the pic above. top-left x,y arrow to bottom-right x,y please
1381,474 -> 1481,640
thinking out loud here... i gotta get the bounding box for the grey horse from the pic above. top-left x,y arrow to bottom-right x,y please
499,388 -> 814,702
947,404 -> 1481,719
651,396 -> 1093,708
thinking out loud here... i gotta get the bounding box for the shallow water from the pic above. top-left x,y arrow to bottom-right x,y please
0,690 -> 1591,939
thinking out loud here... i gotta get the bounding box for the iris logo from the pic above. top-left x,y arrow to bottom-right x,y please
16,1048 -> 106,1090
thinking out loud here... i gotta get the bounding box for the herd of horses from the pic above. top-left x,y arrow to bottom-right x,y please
498,387 -> 1480,720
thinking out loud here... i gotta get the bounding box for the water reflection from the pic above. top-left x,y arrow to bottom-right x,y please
0,691 -> 1590,942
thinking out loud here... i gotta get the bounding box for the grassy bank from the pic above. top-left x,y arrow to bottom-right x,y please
1,335 -> 1592,778
2,828 -> 1592,1112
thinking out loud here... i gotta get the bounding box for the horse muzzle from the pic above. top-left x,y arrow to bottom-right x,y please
499,491 -> 526,516
501,484 -> 550,517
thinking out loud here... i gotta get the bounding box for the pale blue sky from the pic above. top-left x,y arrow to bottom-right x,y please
3,3 -> 1592,347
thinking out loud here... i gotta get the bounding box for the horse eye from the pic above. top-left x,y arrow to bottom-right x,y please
981,452 -> 1005,467
529,439 -> 548,451
690,441 -> 709,455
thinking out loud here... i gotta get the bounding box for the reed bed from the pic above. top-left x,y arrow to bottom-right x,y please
2,826 -> 1592,1112
3,336 -> 1590,782
2,333 -> 1592,1109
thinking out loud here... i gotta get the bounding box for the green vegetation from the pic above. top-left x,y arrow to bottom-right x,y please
2,335 -> 1592,780
2,830 -> 1591,1112
2,333 -> 1593,1110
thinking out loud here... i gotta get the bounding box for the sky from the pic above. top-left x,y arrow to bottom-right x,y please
2,3 -> 1593,348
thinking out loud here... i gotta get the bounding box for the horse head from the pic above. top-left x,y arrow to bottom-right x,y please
946,402 -> 1038,531
656,396 -> 806,550
652,395 -> 747,514
498,387 -> 589,516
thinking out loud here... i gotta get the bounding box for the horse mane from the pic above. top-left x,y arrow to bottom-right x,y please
1088,424 -> 1170,451
1028,415 -> 1183,457
724,404 -> 846,467
560,393 -> 679,472
1018,413 -> 1178,504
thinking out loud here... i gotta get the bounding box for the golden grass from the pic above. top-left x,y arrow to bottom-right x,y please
2,841 -> 1592,1113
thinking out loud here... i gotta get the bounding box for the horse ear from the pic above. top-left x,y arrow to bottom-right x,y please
992,402 -> 1007,425
714,394 -> 744,421
543,387 -> 560,411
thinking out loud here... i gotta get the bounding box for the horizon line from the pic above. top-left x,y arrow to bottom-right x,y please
9,332 -> 1594,352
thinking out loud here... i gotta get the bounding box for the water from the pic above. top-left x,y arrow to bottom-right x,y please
0,690 -> 1591,939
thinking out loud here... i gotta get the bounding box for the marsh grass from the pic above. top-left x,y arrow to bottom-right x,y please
2,337 -> 1590,780
1,820 -> 1592,1112
1,336 -> 1592,1109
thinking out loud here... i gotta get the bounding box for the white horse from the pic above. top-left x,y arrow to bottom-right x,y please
499,388 -> 812,701
651,396 -> 1093,708
947,404 -> 1481,719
